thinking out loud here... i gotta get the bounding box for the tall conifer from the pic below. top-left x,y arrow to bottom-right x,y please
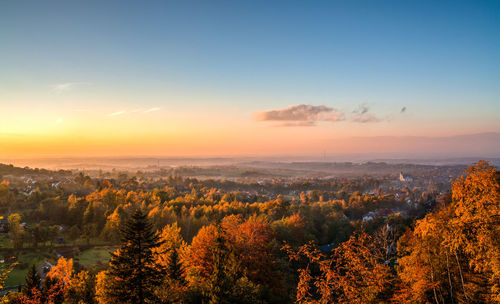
108,209 -> 165,303
22,264 -> 40,296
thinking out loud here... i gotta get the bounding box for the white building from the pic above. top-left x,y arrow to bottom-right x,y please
399,172 -> 414,182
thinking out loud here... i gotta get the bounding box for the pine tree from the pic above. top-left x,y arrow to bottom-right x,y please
41,276 -> 64,304
22,264 -> 40,296
166,248 -> 184,282
108,209 -> 165,304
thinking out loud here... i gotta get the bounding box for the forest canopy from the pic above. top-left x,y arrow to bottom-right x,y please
0,161 -> 497,303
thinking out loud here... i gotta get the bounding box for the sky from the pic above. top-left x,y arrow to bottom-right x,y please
0,0 -> 499,158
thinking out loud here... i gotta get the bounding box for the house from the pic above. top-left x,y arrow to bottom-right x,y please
319,243 -> 334,252
362,211 -> 377,222
37,261 -> 53,279
362,215 -> 374,222
399,172 -> 414,182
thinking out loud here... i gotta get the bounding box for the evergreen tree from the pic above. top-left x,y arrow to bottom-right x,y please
22,264 -> 40,296
41,276 -> 64,304
108,209 -> 165,304
166,248 -> 184,282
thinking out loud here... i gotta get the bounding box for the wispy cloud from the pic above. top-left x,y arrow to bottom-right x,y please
104,107 -> 161,117
254,104 -> 345,127
351,104 -> 382,123
275,121 -> 316,127
51,82 -> 90,94
144,107 -> 160,113
351,113 -> 381,123
353,104 -> 369,114
107,110 -> 126,117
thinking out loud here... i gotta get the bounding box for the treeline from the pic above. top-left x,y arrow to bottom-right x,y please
0,164 -> 71,178
1,174 -> 423,248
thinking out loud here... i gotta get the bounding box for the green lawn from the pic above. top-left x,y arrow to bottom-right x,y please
5,268 -> 29,287
3,246 -> 117,287
5,252 -> 46,286
76,247 -> 115,266
0,235 -> 12,249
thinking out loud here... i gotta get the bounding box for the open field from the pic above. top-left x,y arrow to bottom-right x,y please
3,246 -> 117,287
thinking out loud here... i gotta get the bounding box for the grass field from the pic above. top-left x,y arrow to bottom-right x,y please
5,252 -> 46,286
76,247 -> 115,266
3,246 -> 117,287
0,236 -> 12,249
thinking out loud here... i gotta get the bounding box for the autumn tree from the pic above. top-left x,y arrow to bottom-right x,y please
396,161 -> 500,303
95,270 -> 115,304
285,233 -> 395,304
186,216 -> 278,303
202,225 -> 260,304
8,213 -> 24,249
448,160 -> 500,301
101,205 -> 127,243
46,257 -> 74,286
154,223 -> 188,303
204,226 -> 234,304
65,270 -> 96,304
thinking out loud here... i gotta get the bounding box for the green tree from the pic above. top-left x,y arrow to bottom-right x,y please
67,225 -> 80,246
107,209 -> 165,304
22,264 -> 41,296
166,249 -> 183,282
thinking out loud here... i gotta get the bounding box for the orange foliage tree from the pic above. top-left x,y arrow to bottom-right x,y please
285,233 -> 395,304
397,161 -> 500,303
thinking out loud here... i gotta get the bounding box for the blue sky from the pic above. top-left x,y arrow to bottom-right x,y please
0,0 -> 499,156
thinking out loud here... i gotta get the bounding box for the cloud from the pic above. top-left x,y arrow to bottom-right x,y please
144,107 -> 160,113
52,82 -> 90,94
400,106 -> 407,113
254,104 -> 345,126
107,110 -> 126,117
105,107 -> 160,117
351,113 -> 381,123
275,121 -> 316,127
353,104 -> 369,114
351,104 -> 382,123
